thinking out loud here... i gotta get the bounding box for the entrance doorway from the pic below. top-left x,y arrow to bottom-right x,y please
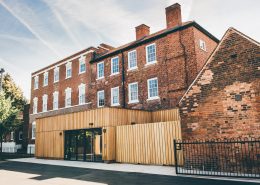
64,128 -> 102,162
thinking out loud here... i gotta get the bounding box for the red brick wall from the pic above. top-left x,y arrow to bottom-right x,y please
179,29 -> 260,140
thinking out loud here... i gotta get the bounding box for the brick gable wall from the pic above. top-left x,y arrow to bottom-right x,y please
179,29 -> 260,140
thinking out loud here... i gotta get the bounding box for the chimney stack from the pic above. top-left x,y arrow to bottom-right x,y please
135,24 -> 150,40
165,3 -> 182,29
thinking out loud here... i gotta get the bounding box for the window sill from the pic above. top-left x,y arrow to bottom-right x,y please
111,103 -> 120,107
128,100 -> 139,104
145,61 -> 157,67
78,71 -> 86,75
110,72 -> 120,76
147,96 -> 160,101
96,77 -> 104,81
65,76 -> 72,79
43,85 -> 48,87
53,81 -> 59,83
31,138 -> 35,140
127,67 -> 138,72
97,105 -> 105,108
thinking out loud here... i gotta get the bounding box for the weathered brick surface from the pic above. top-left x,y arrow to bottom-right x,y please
179,28 -> 260,140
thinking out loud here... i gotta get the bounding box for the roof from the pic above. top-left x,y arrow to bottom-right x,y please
90,21 -> 220,63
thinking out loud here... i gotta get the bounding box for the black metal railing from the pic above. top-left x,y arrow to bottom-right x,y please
174,138 -> 260,178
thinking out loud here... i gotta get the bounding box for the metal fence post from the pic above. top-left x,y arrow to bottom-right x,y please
174,139 -> 179,174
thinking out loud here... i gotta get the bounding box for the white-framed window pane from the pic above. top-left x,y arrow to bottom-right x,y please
148,78 -> 158,98
199,39 -> 206,51
146,44 -> 156,63
128,51 -> 137,69
53,92 -> 59,110
111,57 -> 119,74
97,90 -> 105,107
42,95 -> 48,112
129,83 -> 138,102
34,76 -> 38,89
65,88 -> 71,107
66,63 -> 72,78
54,68 -> 59,82
78,84 -> 85,105
43,73 -> 48,86
32,122 -> 36,139
111,87 -> 119,105
97,62 -> 104,78
33,98 -> 38,114
80,62 -> 86,73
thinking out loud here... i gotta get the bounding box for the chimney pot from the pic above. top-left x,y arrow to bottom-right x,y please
165,3 -> 182,29
135,24 -> 150,40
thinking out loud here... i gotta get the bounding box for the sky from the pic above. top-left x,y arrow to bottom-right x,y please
0,0 -> 259,100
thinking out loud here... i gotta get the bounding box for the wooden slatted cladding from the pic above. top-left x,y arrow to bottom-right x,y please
116,121 -> 182,165
36,108 -> 152,132
152,109 -> 180,122
35,131 -> 64,158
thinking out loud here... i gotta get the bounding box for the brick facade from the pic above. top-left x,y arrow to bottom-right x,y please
179,28 -> 260,140
28,4 -> 218,143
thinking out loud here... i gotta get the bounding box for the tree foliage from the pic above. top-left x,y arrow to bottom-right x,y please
2,73 -> 27,110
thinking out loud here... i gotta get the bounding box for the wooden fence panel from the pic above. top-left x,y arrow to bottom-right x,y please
152,109 -> 180,122
116,121 -> 182,165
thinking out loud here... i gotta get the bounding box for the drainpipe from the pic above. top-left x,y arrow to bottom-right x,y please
121,52 -> 126,108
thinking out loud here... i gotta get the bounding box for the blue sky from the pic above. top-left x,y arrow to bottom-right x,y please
0,0 -> 259,100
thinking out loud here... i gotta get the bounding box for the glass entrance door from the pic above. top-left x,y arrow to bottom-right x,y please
64,128 -> 102,162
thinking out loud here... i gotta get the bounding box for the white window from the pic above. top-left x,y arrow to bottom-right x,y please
43,72 -> 48,86
128,50 -> 137,70
79,56 -> 86,74
97,90 -> 105,107
33,97 -> 38,114
54,67 -> 59,83
97,61 -> 104,79
147,78 -> 159,100
111,87 -> 120,106
146,43 -> 156,64
42,94 -> 48,112
19,131 -> 23,140
199,39 -> 206,51
34,76 -> 39,90
65,87 -> 72,107
66,62 -> 72,78
53,91 -> 59,110
78,83 -> 86,105
111,57 -> 119,75
128,82 -> 139,103
32,122 -> 36,140
10,131 -> 14,141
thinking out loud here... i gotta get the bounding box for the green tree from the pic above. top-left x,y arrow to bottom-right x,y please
0,92 -> 19,151
2,73 -> 27,110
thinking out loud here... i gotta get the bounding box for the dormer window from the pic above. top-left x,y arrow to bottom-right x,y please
43,72 -> 48,86
66,62 -> 72,79
79,56 -> 86,74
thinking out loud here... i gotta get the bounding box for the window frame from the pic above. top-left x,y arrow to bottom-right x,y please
145,43 -> 157,65
65,87 -> 72,107
97,61 -> 104,79
43,72 -> 48,86
66,62 -> 72,79
111,86 -> 120,106
97,90 -> 105,108
128,50 -> 138,70
34,76 -> 39,90
42,94 -> 48,112
53,91 -> 59,110
31,122 -> 36,140
33,97 -> 38,114
147,77 -> 159,100
78,83 -> 86,105
111,56 -> 119,75
79,56 -> 86,74
128,82 -> 139,104
54,67 -> 59,83
199,39 -> 207,51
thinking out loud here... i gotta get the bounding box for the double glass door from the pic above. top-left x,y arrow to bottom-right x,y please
64,128 -> 102,162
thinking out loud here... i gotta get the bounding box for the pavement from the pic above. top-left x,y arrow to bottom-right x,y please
0,158 -> 259,185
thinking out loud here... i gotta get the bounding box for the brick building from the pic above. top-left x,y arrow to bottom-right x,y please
28,3 -> 220,160
179,28 -> 260,140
